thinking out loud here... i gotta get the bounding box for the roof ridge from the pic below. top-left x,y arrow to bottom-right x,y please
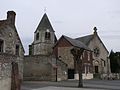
76,34 -> 93,39
62,35 -> 90,50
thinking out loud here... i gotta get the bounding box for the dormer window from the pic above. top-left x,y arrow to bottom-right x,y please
45,29 -> 50,40
0,40 -> 4,53
36,32 -> 39,40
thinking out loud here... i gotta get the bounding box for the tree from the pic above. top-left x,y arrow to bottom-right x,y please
71,48 -> 84,87
109,50 -> 120,73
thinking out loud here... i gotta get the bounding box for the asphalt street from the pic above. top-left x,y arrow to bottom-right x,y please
21,79 -> 120,90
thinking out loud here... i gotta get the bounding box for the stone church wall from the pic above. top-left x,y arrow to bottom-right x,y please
88,35 -> 109,75
24,55 -> 53,81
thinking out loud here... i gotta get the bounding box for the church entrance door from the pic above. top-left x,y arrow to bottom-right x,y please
95,66 -> 98,73
68,69 -> 75,79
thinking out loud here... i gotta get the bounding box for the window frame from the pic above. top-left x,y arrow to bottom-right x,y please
45,29 -> 51,40
93,47 -> 100,57
36,32 -> 39,40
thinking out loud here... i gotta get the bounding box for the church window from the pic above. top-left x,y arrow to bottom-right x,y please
104,61 -> 106,67
95,66 -> 98,73
93,47 -> 100,57
29,45 -> 32,55
36,32 -> 39,40
45,29 -> 50,40
15,45 -> 19,56
0,40 -> 4,53
88,51 -> 90,61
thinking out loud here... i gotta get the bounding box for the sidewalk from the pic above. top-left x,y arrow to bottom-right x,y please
33,86 -> 104,90
22,80 -> 120,90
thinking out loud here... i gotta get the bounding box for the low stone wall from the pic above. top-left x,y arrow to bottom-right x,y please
101,73 -> 120,80
83,73 -> 93,79
74,73 -> 93,80
24,55 -> 53,81
24,55 -> 68,81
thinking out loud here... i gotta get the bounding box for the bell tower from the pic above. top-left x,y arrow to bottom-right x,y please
29,13 -> 57,55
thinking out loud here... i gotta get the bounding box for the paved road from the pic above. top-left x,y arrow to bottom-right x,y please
21,80 -> 120,90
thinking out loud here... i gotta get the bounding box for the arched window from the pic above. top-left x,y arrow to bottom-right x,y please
36,32 -> 39,40
45,29 -> 50,40
0,40 -> 4,52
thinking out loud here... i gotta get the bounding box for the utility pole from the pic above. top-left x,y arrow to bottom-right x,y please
71,48 -> 84,87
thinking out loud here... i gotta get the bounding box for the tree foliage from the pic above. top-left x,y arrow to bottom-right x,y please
109,50 -> 120,73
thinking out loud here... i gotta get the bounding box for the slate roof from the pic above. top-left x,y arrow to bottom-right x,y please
35,13 -> 54,33
62,35 -> 90,50
76,34 -> 109,53
75,34 -> 94,45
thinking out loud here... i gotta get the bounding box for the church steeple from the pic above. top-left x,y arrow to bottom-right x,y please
29,13 -> 57,55
35,13 -> 54,33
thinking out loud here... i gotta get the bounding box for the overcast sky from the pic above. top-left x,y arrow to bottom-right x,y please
0,0 -> 120,54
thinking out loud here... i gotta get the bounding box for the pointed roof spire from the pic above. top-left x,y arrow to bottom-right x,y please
35,13 -> 54,33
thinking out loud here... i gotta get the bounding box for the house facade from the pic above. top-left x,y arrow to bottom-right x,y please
53,35 -> 93,80
0,11 -> 24,90
76,27 -> 111,79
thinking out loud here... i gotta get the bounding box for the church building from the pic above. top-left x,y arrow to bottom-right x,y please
24,13 -> 110,81
24,13 -> 67,81
76,27 -> 111,78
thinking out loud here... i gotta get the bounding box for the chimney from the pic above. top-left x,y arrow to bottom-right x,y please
7,11 -> 16,25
